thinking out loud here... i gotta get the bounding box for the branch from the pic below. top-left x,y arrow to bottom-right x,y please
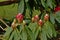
0,26 -> 5,31
0,18 -> 9,27
0,0 -> 19,6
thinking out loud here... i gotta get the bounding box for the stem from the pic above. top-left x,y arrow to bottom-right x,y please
0,0 -> 18,6
0,18 -> 9,27
0,26 -> 5,31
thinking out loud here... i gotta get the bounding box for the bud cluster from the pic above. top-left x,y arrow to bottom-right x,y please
32,14 -> 49,26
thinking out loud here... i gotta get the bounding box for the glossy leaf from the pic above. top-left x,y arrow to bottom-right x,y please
3,27 -> 13,40
47,0 -> 53,9
28,22 -> 38,33
14,28 -> 20,40
41,28 -> 47,40
25,26 -> 35,40
0,4 -> 18,19
21,28 -> 27,40
44,21 -> 53,38
32,8 -> 41,17
50,12 -> 55,24
55,11 -> 60,23
9,31 -> 15,40
18,0 -> 24,13
25,0 -> 28,2
34,27 -> 41,40
25,5 -> 31,18
41,0 -> 46,8
51,26 -> 57,37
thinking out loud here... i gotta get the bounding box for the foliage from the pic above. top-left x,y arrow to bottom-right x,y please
3,0 -> 60,40
0,4 -> 18,20
0,0 -> 7,2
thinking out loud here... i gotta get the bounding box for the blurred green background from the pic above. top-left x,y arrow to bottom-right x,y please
0,0 -> 7,2
0,3 -> 18,20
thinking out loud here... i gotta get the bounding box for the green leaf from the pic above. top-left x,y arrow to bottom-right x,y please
32,7 -> 41,17
34,27 -> 40,40
50,12 -> 55,24
41,28 -> 47,40
51,25 -> 57,37
14,30 -> 18,40
18,0 -> 24,13
25,27 -> 35,40
28,22 -> 38,33
25,6 -> 31,18
28,22 -> 40,40
55,11 -> 60,23
52,0 -> 56,8
28,23 -> 40,40
14,28 -> 20,40
4,27 -> 13,40
41,0 -> 46,8
21,29 -> 27,40
41,12 -> 45,20
19,25 -> 23,33
0,0 -> 7,2
41,0 -> 48,10
47,0 -> 53,9
42,27 -> 50,38
25,0 -> 28,2
44,21 -> 53,38
9,31 -> 15,40
0,4 -> 18,20
34,0 -> 37,4
25,19 -> 31,24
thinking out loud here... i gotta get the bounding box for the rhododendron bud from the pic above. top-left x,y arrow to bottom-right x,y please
32,17 -> 35,22
54,6 -> 60,12
11,19 -> 16,29
23,20 -> 26,26
44,14 -> 49,21
16,13 -> 24,23
38,19 -> 43,26
34,15 -> 39,21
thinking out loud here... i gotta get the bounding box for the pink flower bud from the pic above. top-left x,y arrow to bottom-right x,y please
16,13 -> 24,23
34,15 -> 39,21
44,14 -> 49,21
38,19 -> 43,26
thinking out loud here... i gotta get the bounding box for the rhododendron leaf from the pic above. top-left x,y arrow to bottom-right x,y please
25,0 -> 28,2
25,26 -> 35,40
50,13 -> 55,24
25,5 -> 31,18
41,28 -> 47,40
34,27 -> 40,40
28,22 -> 38,33
21,29 -> 27,40
47,0 -> 53,9
18,0 -> 24,13
9,31 -> 15,40
14,28 -> 20,40
55,11 -> 60,23
3,27 -> 13,40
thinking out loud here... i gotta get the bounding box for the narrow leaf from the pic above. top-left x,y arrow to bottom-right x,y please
50,12 -> 55,24
18,0 -> 24,13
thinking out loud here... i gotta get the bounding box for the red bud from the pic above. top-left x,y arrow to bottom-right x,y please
34,15 -> 39,21
16,13 -> 24,23
23,20 -> 26,26
11,19 -> 16,29
54,6 -> 60,12
38,19 -> 43,26
44,14 -> 49,21
32,17 -> 35,22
